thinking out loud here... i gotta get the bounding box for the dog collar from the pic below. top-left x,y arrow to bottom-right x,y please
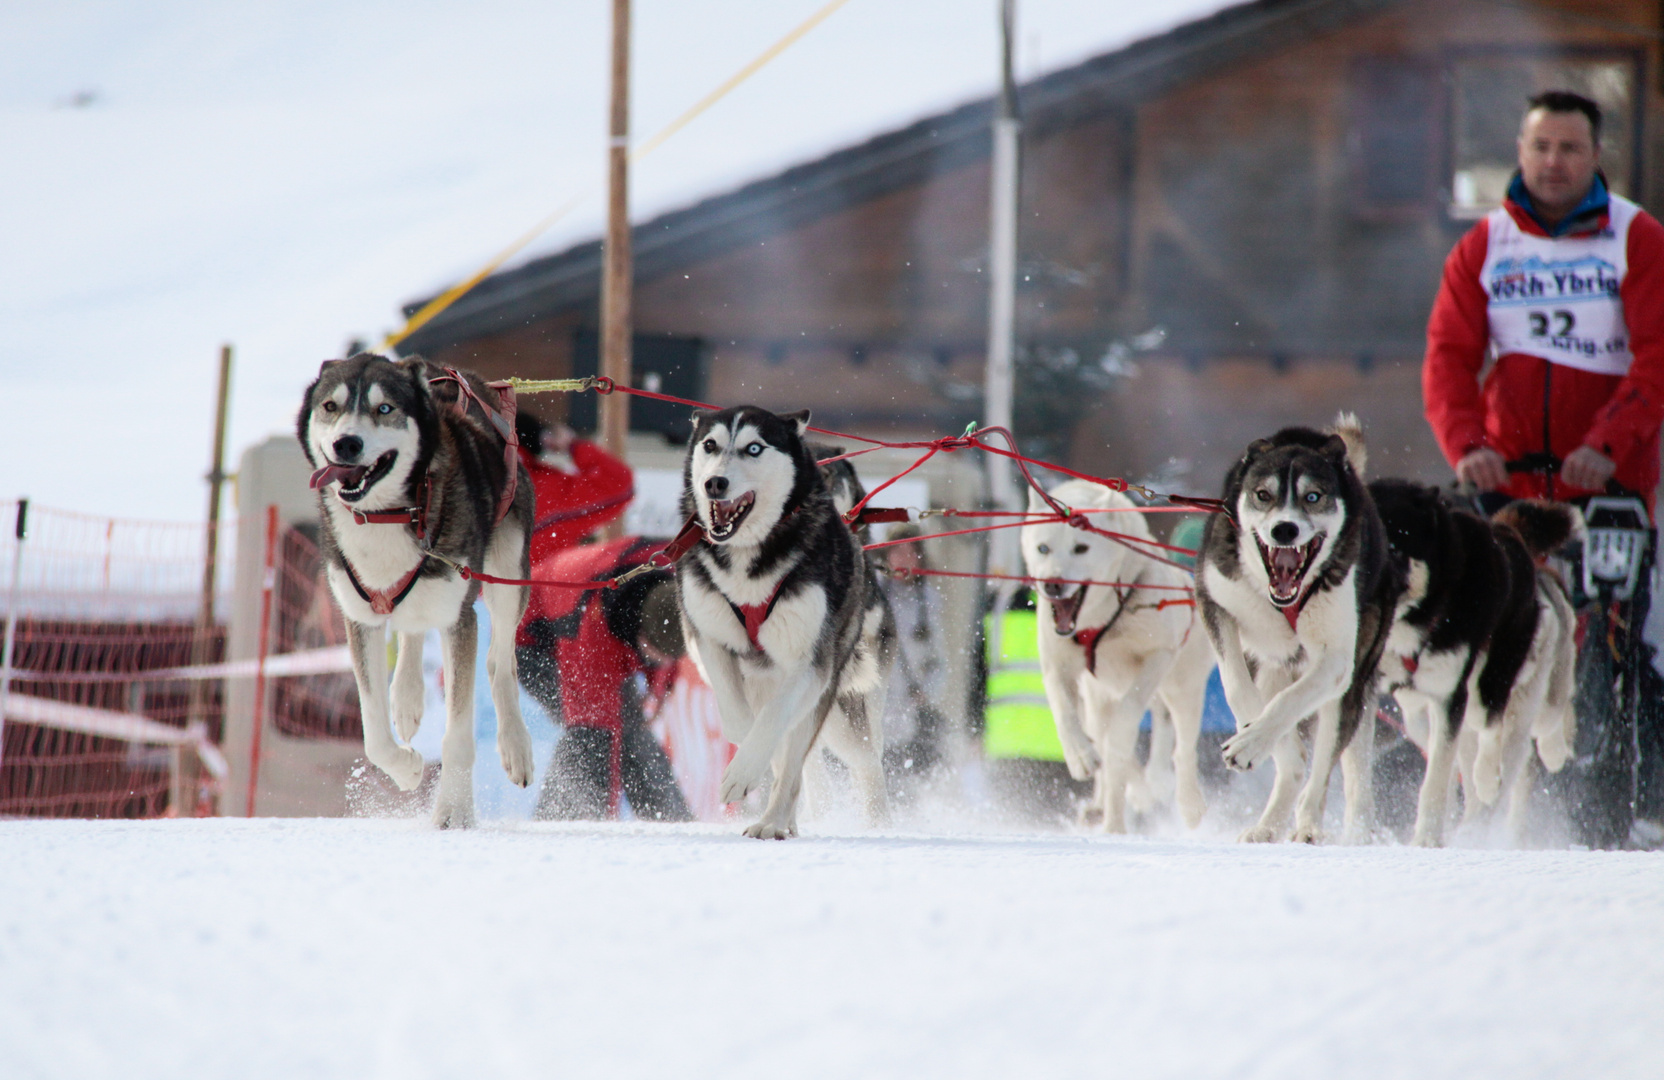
344,475 -> 433,541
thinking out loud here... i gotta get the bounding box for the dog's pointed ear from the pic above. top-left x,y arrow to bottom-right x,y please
1244,438 -> 1274,461
781,409 -> 811,437
318,358 -> 340,376
1027,484 -> 1049,513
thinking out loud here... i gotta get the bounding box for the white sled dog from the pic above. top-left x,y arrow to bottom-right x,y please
677,406 -> 892,839
1195,415 -> 1402,843
1019,481 -> 1211,831
299,354 -> 535,828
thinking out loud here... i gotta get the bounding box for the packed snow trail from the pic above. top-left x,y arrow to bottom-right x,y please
2,818 -> 1660,1079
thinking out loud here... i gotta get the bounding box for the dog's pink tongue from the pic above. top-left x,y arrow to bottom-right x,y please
1049,591 -> 1082,635
310,463 -> 368,490
1268,546 -> 1303,596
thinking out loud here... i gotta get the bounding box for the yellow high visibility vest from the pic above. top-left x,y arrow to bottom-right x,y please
983,608 -> 1065,761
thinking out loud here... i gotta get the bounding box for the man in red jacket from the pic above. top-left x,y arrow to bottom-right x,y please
515,412 -> 634,563
516,536 -> 693,821
1424,90 -> 1664,514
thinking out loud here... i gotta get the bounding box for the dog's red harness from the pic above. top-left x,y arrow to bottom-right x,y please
1072,586 -> 1132,677
731,579 -> 788,654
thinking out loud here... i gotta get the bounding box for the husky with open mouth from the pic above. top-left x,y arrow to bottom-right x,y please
678,407 -> 892,838
298,353 -> 535,828
1019,480 -> 1212,832
1195,414 -> 1402,843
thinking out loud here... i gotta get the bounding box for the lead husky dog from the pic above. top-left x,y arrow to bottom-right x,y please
679,407 -> 892,838
1195,415 -> 1401,843
1020,480 -> 1211,831
298,354 -> 535,828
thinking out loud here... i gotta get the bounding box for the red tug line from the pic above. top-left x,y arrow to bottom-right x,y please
441,377 -> 1220,595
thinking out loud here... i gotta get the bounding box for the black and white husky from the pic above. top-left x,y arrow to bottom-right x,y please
1019,480 -> 1211,831
298,354 -> 535,828
1373,482 -> 1580,845
1195,415 -> 1402,843
678,407 -> 892,839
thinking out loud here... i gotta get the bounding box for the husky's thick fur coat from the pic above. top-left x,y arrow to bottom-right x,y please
298,354 -> 535,828
1371,481 -> 1533,845
1019,481 -> 1211,831
1374,484 -> 1580,844
678,407 -> 893,838
1196,415 -> 1401,843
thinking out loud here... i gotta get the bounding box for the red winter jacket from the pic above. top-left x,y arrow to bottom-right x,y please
1423,190 -> 1664,513
520,440 -> 634,565
517,537 -> 662,730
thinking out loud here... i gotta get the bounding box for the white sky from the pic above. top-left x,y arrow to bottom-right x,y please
0,0 -> 1234,523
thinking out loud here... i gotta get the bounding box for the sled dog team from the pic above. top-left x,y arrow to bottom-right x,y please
301,355 -> 1581,845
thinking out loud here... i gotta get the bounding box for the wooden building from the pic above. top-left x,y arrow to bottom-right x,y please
400,0 -> 1664,497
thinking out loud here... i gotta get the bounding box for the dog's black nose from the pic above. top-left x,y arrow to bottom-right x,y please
1271,521 -> 1299,545
705,476 -> 729,498
333,435 -> 363,462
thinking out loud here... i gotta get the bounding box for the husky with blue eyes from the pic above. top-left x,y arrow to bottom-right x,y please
298,353 -> 535,829
1195,414 -> 1402,843
678,406 -> 892,839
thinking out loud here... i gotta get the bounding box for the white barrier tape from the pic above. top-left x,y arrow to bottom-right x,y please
12,645 -> 353,685
4,693 -> 229,779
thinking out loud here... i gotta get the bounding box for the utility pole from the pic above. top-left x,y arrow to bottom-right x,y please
180,344 -> 233,815
599,0 -> 633,538
983,0 -> 1021,568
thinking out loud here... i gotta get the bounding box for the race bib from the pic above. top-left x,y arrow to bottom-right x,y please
1482,196 -> 1638,377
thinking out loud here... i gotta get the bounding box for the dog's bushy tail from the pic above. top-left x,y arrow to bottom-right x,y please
1491,499 -> 1583,559
1327,411 -> 1367,477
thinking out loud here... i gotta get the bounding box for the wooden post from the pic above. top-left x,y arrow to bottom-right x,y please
599,0 -> 633,538
179,344 -> 233,815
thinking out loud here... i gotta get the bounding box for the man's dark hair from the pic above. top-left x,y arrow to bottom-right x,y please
1527,90 -> 1602,144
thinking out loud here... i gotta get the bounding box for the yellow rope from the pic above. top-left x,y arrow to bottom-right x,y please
382,0 -> 855,353
506,376 -> 597,395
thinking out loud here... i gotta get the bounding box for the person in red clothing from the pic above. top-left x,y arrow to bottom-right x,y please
514,411 -> 635,564
1423,90 -> 1664,514
516,536 -> 693,821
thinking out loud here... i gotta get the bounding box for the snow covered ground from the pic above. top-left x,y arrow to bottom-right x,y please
5,815 -> 1662,1079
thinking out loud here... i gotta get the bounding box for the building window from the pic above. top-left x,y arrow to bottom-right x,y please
1447,49 -> 1640,220
1350,57 -> 1438,216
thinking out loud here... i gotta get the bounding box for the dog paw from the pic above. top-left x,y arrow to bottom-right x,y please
497,725 -> 535,788
1078,804 -> 1105,829
1238,824 -> 1283,843
1289,822 -> 1325,845
378,746 -> 426,792
719,758 -> 764,806
742,819 -> 796,840
391,693 -> 423,744
1126,772 -> 1156,815
432,792 -> 476,830
1064,742 -> 1101,782
1221,724 -> 1276,771
1410,826 -> 1444,849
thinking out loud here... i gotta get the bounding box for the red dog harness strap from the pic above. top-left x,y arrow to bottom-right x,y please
1072,586 -> 1131,677
340,556 -> 426,616
346,475 -> 433,540
731,577 -> 788,653
431,368 -> 520,526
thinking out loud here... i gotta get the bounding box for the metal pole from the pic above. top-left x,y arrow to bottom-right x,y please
983,0 -> 1021,571
0,499 -> 29,767
244,504 -> 278,818
599,0 -> 633,541
181,344 -> 233,815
